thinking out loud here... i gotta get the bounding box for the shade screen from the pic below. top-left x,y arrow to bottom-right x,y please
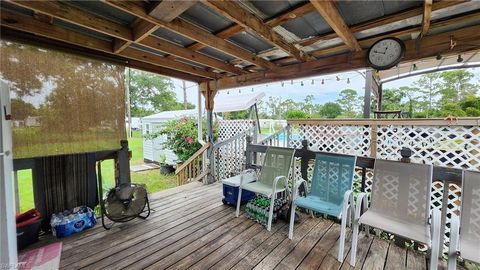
0,41 -> 126,159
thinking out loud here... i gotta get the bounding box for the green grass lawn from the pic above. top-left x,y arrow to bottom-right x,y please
16,130 -> 176,213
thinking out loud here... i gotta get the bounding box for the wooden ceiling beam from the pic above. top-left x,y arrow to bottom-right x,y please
6,0 -> 244,75
187,2 -> 314,52
7,0 -> 133,41
299,0 -> 465,47
149,0 -> 197,23
309,0 -> 362,52
420,0 -> 433,38
0,9 -> 216,79
102,0 -> 277,70
201,25 -> 480,91
201,0 -> 313,62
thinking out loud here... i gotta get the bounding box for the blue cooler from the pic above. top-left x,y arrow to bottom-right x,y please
222,171 -> 256,206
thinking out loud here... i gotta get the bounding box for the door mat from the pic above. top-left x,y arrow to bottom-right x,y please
18,242 -> 62,270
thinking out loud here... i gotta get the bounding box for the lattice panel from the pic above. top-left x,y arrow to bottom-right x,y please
376,125 -> 480,170
290,124 -> 371,157
213,134 -> 249,180
218,120 -> 255,141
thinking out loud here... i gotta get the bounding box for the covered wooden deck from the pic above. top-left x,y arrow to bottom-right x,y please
32,181 -> 440,270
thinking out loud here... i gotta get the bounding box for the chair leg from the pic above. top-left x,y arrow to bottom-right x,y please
430,208 -> 441,270
338,205 -> 348,263
236,187 -> 242,218
447,216 -> 460,270
350,220 -> 359,266
288,202 -> 296,239
267,194 -> 275,231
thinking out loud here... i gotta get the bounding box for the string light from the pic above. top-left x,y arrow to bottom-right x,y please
412,64 -> 418,71
281,81 -> 284,87
301,81 -> 304,86
291,80 -> 293,85
311,79 -> 314,85
436,54 -> 442,60
336,76 -> 340,81
321,79 -> 325,85
347,78 -> 350,84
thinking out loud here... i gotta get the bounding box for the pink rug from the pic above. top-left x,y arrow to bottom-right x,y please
18,242 -> 62,270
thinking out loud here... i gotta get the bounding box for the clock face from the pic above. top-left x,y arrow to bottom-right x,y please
367,38 -> 405,70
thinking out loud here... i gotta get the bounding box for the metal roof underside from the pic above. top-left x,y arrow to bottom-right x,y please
1,0 -> 479,81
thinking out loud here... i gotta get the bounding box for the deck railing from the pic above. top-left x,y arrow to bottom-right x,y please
258,125 -> 290,147
175,142 -> 210,186
211,127 -> 256,181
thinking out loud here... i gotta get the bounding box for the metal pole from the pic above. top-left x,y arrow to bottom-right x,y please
14,171 -> 19,214
363,70 -> 373,119
206,110 -> 214,183
182,80 -> 187,110
125,67 -> 132,138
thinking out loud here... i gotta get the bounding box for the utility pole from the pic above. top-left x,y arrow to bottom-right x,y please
182,80 -> 187,109
126,68 -> 132,138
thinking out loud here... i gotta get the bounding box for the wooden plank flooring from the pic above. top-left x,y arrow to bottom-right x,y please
33,182 -> 439,269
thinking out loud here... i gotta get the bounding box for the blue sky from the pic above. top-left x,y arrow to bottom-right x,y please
171,67 -> 479,108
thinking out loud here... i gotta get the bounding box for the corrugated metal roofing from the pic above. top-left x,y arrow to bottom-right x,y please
228,31 -> 274,54
199,47 -> 235,62
0,1 -> 33,17
281,11 -> 331,39
129,43 -> 167,57
179,3 -> 233,33
248,0 -> 305,18
54,19 -> 114,42
152,28 -> 196,47
66,0 -> 136,25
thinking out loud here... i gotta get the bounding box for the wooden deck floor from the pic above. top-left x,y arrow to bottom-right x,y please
38,182 -> 434,270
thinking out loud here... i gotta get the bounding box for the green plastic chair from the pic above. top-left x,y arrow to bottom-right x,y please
289,153 -> 356,263
236,147 -> 295,231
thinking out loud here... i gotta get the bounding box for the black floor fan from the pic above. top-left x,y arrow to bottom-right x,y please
97,141 -> 150,230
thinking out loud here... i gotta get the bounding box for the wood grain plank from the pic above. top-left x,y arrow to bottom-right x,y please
361,238 -> 389,270
82,207 -> 232,270
340,232 -> 374,270
144,216 -> 250,270
209,223 -> 288,270
169,220 -> 261,269
275,219 -> 333,269
385,244 -> 407,270
252,217 -> 320,270
406,249 -> 426,270
316,226 -> 353,270
296,222 -> 341,270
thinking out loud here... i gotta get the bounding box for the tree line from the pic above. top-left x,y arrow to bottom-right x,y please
248,69 -> 479,119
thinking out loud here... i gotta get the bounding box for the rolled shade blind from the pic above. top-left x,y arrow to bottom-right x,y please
0,41 -> 126,158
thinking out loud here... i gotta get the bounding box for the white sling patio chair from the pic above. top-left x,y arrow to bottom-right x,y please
288,153 -> 356,263
236,146 -> 295,231
448,170 -> 480,270
350,159 -> 441,270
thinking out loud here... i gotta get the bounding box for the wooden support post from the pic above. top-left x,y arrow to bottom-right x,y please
377,83 -> 383,112
363,70 -> 373,119
201,81 -> 217,183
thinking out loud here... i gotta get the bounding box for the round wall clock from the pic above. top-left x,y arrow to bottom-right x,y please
367,37 -> 406,70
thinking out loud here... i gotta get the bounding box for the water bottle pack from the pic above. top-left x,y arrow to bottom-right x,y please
245,196 -> 287,227
50,206 -> 96,238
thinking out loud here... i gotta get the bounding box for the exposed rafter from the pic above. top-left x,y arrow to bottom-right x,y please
420,0 -> 433,38
309,0 -> 362,52
201,0 -> 312,62
7,0 -> 245,75
0,9 -> 216,79
200,25 -> 480,91
299,0 -> 465,47
149,0 -> 197,23
102,0 -> 277,70
187,2 -> 314,52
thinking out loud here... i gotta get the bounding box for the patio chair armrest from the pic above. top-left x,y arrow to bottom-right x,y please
354,192 -> 369,223
272,175 -> 288,196
239,169 -> 256,187
430,208 -> 442,270
292,178 -> 308,202
342,190 -> 354,218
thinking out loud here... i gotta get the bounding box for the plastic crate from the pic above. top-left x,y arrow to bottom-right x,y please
16,209 -> 42,250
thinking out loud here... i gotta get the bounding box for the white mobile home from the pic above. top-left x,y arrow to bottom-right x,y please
142,109 -> 197,165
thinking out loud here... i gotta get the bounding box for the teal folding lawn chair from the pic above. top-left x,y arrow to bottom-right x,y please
236,147 -> 295,231
289,153 -> 356,262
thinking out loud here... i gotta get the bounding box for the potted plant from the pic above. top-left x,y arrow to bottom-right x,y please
159,154 -> 171,175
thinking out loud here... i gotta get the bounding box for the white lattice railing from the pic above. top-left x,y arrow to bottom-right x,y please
287,118 -> 480,253
212,127 -> 256,181
217,120 -> 255,141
